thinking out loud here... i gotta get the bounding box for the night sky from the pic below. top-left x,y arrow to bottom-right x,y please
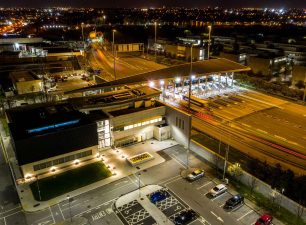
0,0 -> 304,8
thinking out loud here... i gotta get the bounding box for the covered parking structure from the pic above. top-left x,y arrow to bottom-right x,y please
66,58 -> 251,96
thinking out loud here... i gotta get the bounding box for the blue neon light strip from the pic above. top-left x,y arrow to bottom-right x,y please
27,119 -> 80,134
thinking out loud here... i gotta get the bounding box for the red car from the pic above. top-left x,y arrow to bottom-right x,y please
255,214 -> 273,225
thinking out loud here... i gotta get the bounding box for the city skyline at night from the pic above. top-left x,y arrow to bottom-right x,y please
0,0 -> 305,8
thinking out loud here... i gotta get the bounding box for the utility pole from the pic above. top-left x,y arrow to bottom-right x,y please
81,22 -> 85,49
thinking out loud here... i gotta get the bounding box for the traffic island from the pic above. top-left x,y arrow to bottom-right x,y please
30,162 -> 112,201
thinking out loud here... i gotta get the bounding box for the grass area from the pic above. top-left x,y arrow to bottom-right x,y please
0,117 -> 9,136
230,178 -> 306,225
30,162 -> 112,201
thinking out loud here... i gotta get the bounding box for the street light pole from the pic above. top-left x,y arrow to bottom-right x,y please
138,173 -> 141,198
154,22 -> 157,61
112,29 -> 116,80
36,175 -> 41,201
81,23 -> 84,41
67,195 -> 72,222
186,44 -> 195,169
207,25 -> 212,60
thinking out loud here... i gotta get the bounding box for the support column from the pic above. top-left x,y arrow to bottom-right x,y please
218,74 -> 221,92
197,76 -> 200,96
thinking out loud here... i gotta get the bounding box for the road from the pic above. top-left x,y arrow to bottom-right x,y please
87,44 -> 166,80
0,145 -> 266,225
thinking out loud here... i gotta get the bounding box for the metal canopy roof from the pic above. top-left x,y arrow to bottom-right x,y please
66,58 -> 250,94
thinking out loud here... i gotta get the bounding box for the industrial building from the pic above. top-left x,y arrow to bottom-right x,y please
6,86 -> 191,182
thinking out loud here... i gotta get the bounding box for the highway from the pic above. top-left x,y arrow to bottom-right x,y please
87,44 -> 166,80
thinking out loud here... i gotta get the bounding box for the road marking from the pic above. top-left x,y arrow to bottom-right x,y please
159,175 -> 181,185
57,204 -> 65,220
196,181 -> 212,190
203,191 -> 210,196
237,209 -> 253,221
0,205 -> 21,215
127,175 -> 138,187
32,214 -> 53,224
211,192 -> 227,201
37,220 -> 52,225
219,203 -> 225,208
115,180 -> 129,186
3,218 -> 6,225
91,210 -> 106,221
210,211 -> 223,223
48,207 -> 55,224
73,198 -> 116,218
62,199 -> 76,207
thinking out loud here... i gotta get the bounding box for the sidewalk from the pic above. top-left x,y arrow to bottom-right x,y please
11,139 -> 178,212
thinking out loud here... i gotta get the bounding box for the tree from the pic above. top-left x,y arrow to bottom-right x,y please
227,163 -> 243,181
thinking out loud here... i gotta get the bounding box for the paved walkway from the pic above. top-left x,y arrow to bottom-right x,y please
4,137 -> 178,212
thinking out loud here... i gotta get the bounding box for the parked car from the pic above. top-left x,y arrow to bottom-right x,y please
186,169 -> 205,181
224,194 -> 244,210
255,214 -> 273,225
174,209 -> 197,225
209,184 -> 227,197
150,190 -> 170,204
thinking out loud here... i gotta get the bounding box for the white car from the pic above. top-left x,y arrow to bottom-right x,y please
209,184 -> 227,197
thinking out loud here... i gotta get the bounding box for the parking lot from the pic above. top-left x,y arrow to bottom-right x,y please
173,175 -> 262,225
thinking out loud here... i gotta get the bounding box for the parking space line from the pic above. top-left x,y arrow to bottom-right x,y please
196,181 -> 212,190
57,204 -> 65,220
237,209 -> 253,221
49,207 -> 55,224
219,203 -> 225,208
211,192 -> 227,201
2,218 -> 6,225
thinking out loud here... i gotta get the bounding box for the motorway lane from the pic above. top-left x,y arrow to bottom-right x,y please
88,45 -> 165,80
192,117 -> 306,174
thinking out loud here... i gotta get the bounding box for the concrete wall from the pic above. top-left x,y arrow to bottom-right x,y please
190,140 -> 306,221
165,105 -> 191,147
